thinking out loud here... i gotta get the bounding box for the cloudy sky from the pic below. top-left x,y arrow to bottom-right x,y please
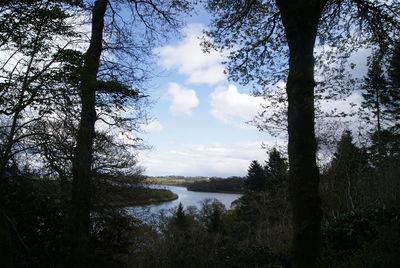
136,12 -> 369,178
135,13 -> 281,177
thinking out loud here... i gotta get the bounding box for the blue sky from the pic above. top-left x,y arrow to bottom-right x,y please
136,12 -> 281,177
135,9 -> 370,178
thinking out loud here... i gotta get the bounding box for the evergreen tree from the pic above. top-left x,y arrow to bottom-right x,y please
387,42 -> 400,132
245,160 -> 267,192
369,129 -> 400,168
361,54 -> 389,147
264,148 -> 288,190
173,202 -> 186,228
327,131 -> 368,212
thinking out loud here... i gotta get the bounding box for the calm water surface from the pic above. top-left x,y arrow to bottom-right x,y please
126,185 -> 242,220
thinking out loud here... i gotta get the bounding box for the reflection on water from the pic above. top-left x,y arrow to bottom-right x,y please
126,185 -> 242,221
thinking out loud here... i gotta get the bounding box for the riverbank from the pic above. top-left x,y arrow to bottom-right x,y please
127,185 -> 242,217
185,177 -> 244,194
146,176 -> 209,187
146,176 -> 244,194
105,185 -> 179,207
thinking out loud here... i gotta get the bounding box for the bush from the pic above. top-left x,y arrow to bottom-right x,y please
322,207 -> 400,267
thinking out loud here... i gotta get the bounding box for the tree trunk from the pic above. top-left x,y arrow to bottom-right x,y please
276,1 -> 326,267
69,0 -> 107,266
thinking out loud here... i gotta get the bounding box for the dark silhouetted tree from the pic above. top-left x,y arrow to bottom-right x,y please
361,54 -> 389,150
69,1 -> 191,265
326,130 -> 368,212
387,41 -> 400,132
245,160 -> 267,192
0,0 -> 82,178
173,202 -> 187,228
264,148 -> 288,191
204,1 -> 399,267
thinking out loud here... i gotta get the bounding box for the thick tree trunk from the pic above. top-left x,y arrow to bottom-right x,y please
69,0 -> 107,266
276,1 -> 326,267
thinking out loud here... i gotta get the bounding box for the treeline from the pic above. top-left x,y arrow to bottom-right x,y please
186,177 -> 244,193
129,137 -> 399,267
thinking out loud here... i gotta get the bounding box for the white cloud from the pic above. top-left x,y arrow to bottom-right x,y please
209,85 -> 264,129
155,23 -> 226,85
167,83 -> 199,116
140,120 -> 164,133
319,91 -> 362,115
139,140 -> 286,177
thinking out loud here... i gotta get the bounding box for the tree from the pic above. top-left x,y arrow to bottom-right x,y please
0,0 -> 82,178
245,160 -> 267,192
173,203 -> 187,228
361,53 -> 389,150
69,3 -> 108,264
264,148 -> 288,190
387,41 -> 400,132
325,130 -> 368,213
204,1 -> 400,267
199,199 -> 226,233
69,0 -> 191,265
369,129 -> 400,166
360,44 -> 400,162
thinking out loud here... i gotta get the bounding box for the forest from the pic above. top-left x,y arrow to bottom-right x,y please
1,1 -> 399,268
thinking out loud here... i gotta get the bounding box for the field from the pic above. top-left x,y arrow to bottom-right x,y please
146,176 -> 210,187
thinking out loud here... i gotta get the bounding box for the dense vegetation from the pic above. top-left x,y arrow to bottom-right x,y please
1,0 -> 399,267
148,176 -> 245,193
186,177 -> 244,193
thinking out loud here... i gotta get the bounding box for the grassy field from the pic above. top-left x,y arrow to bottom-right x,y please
146,176 -> 210,187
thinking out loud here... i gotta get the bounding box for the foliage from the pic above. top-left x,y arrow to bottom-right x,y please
0,176 -> 70,267
360,54 -> 388,133
1,1 -> 400,267
187,177 -> 244,193
0,0 -> 83,177
359,48 -> 400,142
0,175 -> 153,267
245,160 -> 267,192
264,148 -> 287,191
386,41 -> 400,132
322,207 -> 400,267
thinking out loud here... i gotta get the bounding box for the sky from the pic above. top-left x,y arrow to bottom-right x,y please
136,12 -> 280,177
135,9 -> 370,178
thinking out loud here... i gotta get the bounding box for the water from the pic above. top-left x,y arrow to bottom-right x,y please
126,185 -> 242,221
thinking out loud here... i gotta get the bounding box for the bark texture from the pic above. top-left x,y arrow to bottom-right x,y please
69,0 -> 107,266
275,1 -> 326,267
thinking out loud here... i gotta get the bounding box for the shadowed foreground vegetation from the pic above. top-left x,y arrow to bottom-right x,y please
2,140 -> 399,267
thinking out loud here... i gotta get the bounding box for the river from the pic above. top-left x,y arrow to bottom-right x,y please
126,185 -> 242,221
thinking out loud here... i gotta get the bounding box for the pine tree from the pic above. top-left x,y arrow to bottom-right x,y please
245,160 -> 267,192
327,131 -> 368,212
173,202 -> 186,227
264,148 -> 288,190
361,54 -> 389,147
387,42 -> 400,132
